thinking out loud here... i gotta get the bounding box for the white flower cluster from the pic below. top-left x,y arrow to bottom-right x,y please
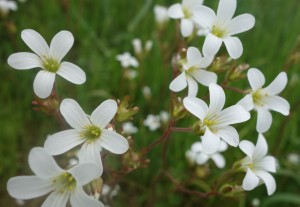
144,111 -> 170,131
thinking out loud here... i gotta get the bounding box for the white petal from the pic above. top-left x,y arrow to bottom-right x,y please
253,133 -> 268,159
169,72 -> 187,92
21,29 -> 49,57
68,163 -> 102,185
181,18 -> 194,37
242,168 -> 259,191
60,99 -> 91,129
41,191 -> 70,207
33,70 -> 56,98
215,126 -> 239,147
247,68 -> 265,91
207,83 -> 225,118
78,142 -> 102,167
201,128 -> 220,154
50,31 -> 74,62
7,52 -> 42,70
168,4 -> 184,19
100,129 -> 129,154
190,69 -> 217,86
191,142 -> 203,152
216,105 -> 250,126
239,140 -> 255,158
264,72 -> 287,95
223,37 -> 243,59
217,0 -> 236,21
237,94 -> 254,111
183,0 -> 204,8
28,147 -> 63,179
203,33 -> 223,57
70,188 -> 105,207
255,170 -> 276,195
187,47 -> 202,68
195,153 -> 209,165
7,176 -> 53,200
186,75 -> 198,96
256,108 -> 272,133
218,140 -> 228,152
183,96 -> 208,120
211,153 -> 226,168
57,62 -> 86,84
254,156 -> 276,173
228,14 -> 255,36
44,129 -> 85,155
198,55 -> 214,68
91,99 -> 118,128
193,6 -> 216,29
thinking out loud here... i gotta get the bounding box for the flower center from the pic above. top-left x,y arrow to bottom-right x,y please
81,125 -> 102,142
182,6 -> 192,18
53,172 -> 77,193
43,58 -> 60,73
203,118 -> 218,127
211,25 -> 226,38
252,89 -> 268,107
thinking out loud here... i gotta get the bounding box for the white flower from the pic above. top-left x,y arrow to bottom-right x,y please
154,5 -> 169,25
144,114 -> 161,131
186,140 -> 228,168
169,47 -> 216,96
237,68 -> 290,133
168,0 -> 204,37
239,134 -> 277,195
287,153 -> 300,165
0,0 -> 17,15
44,99 -> 129,170
122,122 -> 138,134
193,0 -> 255,59
116,52 -> 139,68
251,198 -> 260,207
132,38 -> 153,56
7,147 -> 104,207
160,111 -> 170,123
183,83 -> 250,154
142,86 -> 152,98
101,184 -> 120,198
7,29 -> 86,98
124,69 -> 138,80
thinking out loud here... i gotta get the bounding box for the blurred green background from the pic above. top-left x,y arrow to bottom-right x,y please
0,0 -> 300,206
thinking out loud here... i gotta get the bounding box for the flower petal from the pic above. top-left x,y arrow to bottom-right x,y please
256,108 -> 272,133
218,140 -> 228,152
168,3 -> 184,19
70,188 -> 105,207
28,147 -> 63,179
195,153 -> 209,165
237,94 -> 254,111
255,170 -> 276,195
228,14 -> 255,36
191,142 -> 203,152
201,128 -> 220,154
57,62 -> 86,84
181,18 -> 194,37
190,69 -> 217,87
223,37 -> 243,59
21,29 -> 49,57
215,126 -> 239,147
44,129 -> 85,156
60,99 -> 91,129
33,70 -> 56,98
187,47 -> 202,68
183,0 -> 204,8
78,142 -> 102,167
216,105 -> 250,126
198,55 -> 214,68
254,156 -> 276,173
242,168 -> 259,191
186,75 -> 198,96
100,129 -> 129,154
211,153 -> 226,168
68,163 -> 102,186
217,0 -> 236,21
183,96 -> 208,120
50,31 -> 74,62
193,6 -> 216,29
203,33 -> 223,57
7,52 -> 42,70
239,140 -> 255,158
169,72 -> 187,92
91,99 -> 118,128
7,176 -> 53,200
253,133 -> 268,159
264,72 -> 287,95
247,68 -> 265,91
207,83 -> 225,118
41,191 -> 70,207
263,95 -> 290,115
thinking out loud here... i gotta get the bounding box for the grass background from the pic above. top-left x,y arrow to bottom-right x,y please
0,0 -> 300,206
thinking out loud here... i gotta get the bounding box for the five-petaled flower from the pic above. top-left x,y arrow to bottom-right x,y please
239,134 -> 277,195
44,99 -> 129,171
7,29 -> 86,98
116,52 -> 139,68
193,0 -> 255,59
169,47 -> 216,96
7,147 -> 104,207
237,68 -> 290,133
183,83 -> 250,154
